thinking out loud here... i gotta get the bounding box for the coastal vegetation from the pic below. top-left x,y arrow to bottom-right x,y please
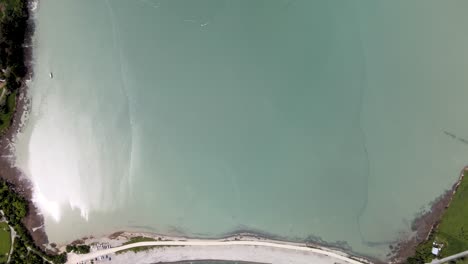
408,170 -> 468,264
115,245 -> 159,255
116,236 -> 167,254
122,236 -> 156,245
0,0 -> 28,134
0,91 -> 16,133
66,244 -> 90,254
406,233 -> 437,264
451,258 -> 468,264
0,180 -> 67,264
0,0 -> 68,263
434,173 -> 468,257
0,221 -> 11,263
0,0 -> 68,261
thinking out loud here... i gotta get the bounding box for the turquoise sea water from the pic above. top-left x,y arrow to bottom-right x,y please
14,0 -> 468,260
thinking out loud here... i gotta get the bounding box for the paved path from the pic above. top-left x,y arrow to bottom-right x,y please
429,250 -> 468,264
67,240 -> 367,264
6,224 -> 15,263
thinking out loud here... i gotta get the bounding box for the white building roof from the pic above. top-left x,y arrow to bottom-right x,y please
432,247 -> 440,256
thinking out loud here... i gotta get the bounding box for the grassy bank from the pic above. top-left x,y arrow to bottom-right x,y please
116,236 -> 177,254
116,237 -> 157,255
122,236 -> 156,245
0,221 -> 11,263
435,172 -> 468,258
0,91 -> 16,133
116,246 -> 159,255
408,170 -> 468,263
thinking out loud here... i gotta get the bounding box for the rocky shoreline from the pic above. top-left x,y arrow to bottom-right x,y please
0,0 -> 50,252
389,167 -> 467,263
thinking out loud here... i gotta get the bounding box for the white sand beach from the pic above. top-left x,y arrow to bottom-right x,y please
66,233 -> 370,264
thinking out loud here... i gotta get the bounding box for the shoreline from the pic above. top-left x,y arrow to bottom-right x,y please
389,166 -> 467,263
0,0 -> 378,261
0,70 -> 461,263
45,169 -> 468,264
66,231 -> 372,264
0,0 -> 50,251
0,1 -> 466,263
69,231 -> 379,262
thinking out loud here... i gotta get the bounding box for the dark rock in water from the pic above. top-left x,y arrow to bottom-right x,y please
443,130 -> 456,139
442,131 -> 468,145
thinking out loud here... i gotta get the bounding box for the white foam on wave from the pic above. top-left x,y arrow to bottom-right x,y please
29,0 -> 38,12
32,184 -> 61,222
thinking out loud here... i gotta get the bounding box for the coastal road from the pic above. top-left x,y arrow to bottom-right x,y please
67,240 -> 368,264
428,250 -> 468,264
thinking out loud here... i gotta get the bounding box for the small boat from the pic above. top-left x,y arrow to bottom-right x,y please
49,72 -> 53,79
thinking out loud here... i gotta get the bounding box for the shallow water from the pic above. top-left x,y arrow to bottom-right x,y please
14,0 -> 468,260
